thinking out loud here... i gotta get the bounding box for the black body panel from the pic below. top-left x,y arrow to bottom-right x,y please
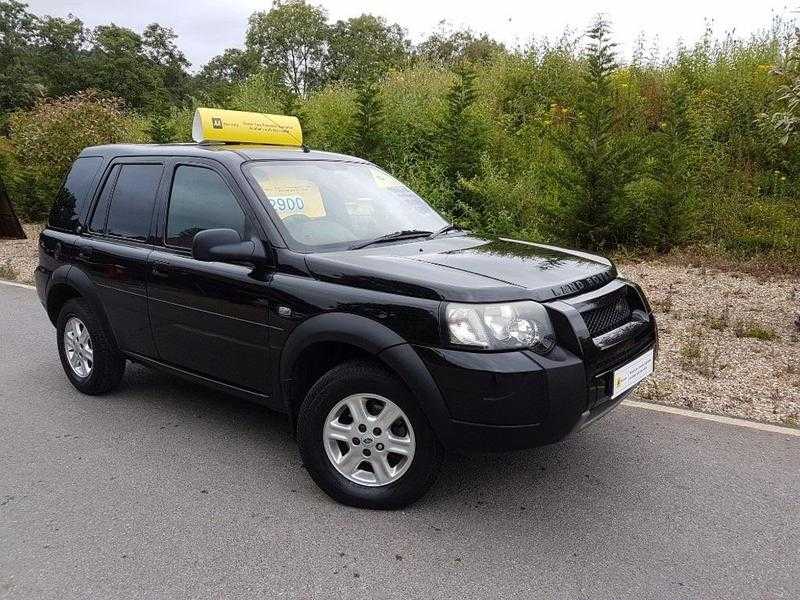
305,236 -> 616,303
147,250 -> 273,393
79,237 -> 155,356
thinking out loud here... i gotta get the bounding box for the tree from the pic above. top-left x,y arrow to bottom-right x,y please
762,28 -> 800,145
84,24 -> 164,109
245,0 -> 329,98
228,71 -> 286,114
647,82 -> 698,250
200,48 -> 259,85
197,48 -> 260,104
416,22 -> 505,66
8,91 -> 143,220
142,23 -> 188,69
0,0 -> 40,111
547,17 -> 643,248
29,15 -> 87,98
142,23 -> 192,104
439,66 -> 482,182
145,111 -> 177,143
327,15 -> 409,85
437,66 -> 486,220
351,82 -> 386,164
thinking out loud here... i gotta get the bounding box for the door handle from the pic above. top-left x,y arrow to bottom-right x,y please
151,260 -> 170,278
77,244 -> 93,260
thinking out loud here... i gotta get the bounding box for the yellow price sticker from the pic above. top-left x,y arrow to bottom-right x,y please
369,167 -> 403,189
258,178 -> 326,219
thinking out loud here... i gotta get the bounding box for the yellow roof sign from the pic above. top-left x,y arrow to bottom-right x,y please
191,107 -> 303,146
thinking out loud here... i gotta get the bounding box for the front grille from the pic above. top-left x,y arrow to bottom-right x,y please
581,291 -> 632,337
586,331 -> 656,407
590,334 -> 654,377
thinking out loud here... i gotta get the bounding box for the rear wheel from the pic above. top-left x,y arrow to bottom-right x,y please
56,298 -> 125,395
297,359 -> 444,509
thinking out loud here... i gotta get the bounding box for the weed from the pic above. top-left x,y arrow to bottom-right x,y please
703,306 -> 730,331
0,260 -> 19,281
734,319 -> 778,341
654,283 -> 675,314
679,334 -> 722,378
639,379 -> 671,404
679,339 -> 703,362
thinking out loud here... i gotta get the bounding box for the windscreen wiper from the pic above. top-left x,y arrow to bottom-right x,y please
428,223 -> 462,239
349,229 -> 433,250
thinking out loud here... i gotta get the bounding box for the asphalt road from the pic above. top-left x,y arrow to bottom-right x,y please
1,283 -> 798,600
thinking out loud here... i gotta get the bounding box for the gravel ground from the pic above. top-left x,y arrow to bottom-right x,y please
2,227 -> 798,427
620,259 -> 800,427
0,223 -> 42,284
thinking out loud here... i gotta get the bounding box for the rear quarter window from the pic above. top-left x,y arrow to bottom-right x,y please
48,156 -> 104,231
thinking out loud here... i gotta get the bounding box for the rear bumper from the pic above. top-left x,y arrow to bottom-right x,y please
414,280 -> 658,453
34,265 -> 49,307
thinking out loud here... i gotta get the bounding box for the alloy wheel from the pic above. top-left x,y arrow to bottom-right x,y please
63,316 -> 93,378
323,393 -> 416,487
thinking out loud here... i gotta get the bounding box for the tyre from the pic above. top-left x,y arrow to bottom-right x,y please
297,359 -> 444,509
56,298 -> 126,395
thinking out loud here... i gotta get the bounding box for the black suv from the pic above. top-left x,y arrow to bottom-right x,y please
36,143 -> 657,509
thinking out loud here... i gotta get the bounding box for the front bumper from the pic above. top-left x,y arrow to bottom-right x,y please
415,280 -> 657,452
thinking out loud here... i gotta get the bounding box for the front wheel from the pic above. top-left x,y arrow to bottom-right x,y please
297,359 -> 444,509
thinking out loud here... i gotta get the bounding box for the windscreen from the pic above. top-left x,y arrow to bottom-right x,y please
244,161 -> 447,250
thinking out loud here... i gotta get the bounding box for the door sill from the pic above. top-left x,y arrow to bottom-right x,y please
125,351 -> 280,410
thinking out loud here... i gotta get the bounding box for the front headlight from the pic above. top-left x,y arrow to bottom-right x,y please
444,301 -> 556,353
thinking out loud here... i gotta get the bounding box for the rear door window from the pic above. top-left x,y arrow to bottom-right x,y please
101,164 -> 163,241
165,165 -> 247,249
49,156 -> 103,231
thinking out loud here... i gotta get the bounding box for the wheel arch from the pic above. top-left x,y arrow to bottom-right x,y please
279,313 -> 456,446
44,264 -> 76,325
46,267 -> 117,348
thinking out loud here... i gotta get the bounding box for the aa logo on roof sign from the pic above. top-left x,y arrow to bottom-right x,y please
212,117 -> 223,129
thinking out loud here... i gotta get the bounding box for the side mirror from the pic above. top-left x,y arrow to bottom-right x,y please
192,228 -> 267,266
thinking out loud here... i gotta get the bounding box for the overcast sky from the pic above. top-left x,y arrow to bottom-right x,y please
25,0 -> 798,70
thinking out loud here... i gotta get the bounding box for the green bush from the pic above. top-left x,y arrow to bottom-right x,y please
6,90 -> 144,220
378,65 -> 452,164
302,83 -> 357,154
228,72 -> 286,114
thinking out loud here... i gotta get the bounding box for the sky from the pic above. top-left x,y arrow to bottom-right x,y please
25,0 -> 798,71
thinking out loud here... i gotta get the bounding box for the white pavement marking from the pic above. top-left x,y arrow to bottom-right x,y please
0,279 -> 35,290
623,399 -> 800,437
